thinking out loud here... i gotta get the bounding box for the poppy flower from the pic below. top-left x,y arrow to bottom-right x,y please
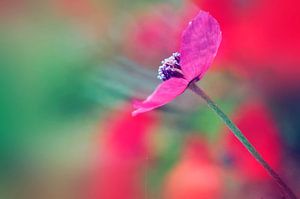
163,137 -> 223,199
193,0 -> 300,90
88,106 -> 158,199
132,11 -> 222,116
123,4 -> 200,66
123,5 -> 182,66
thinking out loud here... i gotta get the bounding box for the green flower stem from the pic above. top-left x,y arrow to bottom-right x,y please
188,82 -> 297,199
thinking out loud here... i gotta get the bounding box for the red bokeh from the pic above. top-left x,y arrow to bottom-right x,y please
123,4 -> 199,66
224,101 -> 282,181
194,0 -> 300,90
164,137 -> 223,199
89,106 -> 158,199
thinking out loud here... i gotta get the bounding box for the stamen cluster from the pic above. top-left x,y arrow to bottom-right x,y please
157,52 -> 183,81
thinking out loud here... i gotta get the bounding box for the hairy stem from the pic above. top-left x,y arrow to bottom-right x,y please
188,82 -> 297,199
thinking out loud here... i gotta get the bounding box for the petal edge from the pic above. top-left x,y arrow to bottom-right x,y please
132,78 -> 188,116
180,11 -> 222,81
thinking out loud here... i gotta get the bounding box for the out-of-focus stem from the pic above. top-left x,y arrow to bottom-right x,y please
188,82 -> 297,199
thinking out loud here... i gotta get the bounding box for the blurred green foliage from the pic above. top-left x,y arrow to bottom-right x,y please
0,17 -> 98,180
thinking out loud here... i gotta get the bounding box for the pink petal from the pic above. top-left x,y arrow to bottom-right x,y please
132,78 -> 188,116
180,11 -> 222,81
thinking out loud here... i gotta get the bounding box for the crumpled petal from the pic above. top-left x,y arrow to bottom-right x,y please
132,78 -> 188,116
180,11 -> 222,81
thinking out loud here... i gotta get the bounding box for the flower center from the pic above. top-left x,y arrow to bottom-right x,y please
157,52 -> 183,81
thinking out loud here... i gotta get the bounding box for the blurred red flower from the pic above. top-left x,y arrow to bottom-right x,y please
123,4 -> 200,66
164,137 -> 223,199
88,106 -> 158,199
123,6 -> 181,66
223,101 -> 282,181
194,0 -> 300,90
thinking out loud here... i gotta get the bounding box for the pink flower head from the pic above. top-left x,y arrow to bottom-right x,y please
132,11 -> 222,116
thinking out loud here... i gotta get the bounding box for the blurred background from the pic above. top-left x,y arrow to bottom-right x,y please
1,0 -> 300,198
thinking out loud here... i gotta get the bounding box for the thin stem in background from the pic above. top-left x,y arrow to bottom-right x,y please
188,82 -> 298,199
